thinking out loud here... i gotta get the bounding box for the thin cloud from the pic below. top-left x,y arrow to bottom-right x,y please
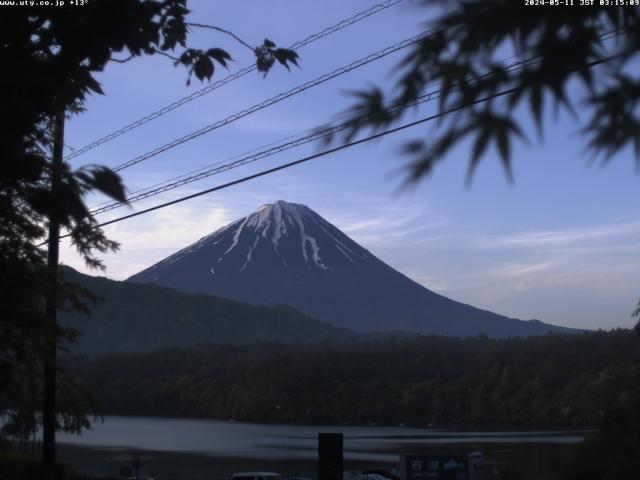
482,221 -> 640,248
60,199 -> 232,280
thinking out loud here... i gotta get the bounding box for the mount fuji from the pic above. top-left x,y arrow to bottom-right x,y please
128,201 -> 579,337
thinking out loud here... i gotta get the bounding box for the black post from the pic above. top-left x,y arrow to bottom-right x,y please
318,433 -> 343,480
43,110 -> 65,478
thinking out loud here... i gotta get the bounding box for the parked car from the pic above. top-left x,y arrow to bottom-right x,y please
362,474 -> 389,480
343,472 -> 388,480
361,468 -> 399,480
232,472 -> 283,480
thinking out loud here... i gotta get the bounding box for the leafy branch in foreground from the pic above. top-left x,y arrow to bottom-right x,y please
186,22 -> 300,79
332,1 -> 639,183
0,0 -> 301,438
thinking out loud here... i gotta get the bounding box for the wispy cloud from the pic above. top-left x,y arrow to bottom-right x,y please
328,202 -> 450,248
416,220 -> 640,295
375,218 -> 640,329
62,186 -> 640,330
60,198 -> 232,280
481,221 -> 640,249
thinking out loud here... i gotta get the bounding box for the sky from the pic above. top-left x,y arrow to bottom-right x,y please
60,0 -> 640,331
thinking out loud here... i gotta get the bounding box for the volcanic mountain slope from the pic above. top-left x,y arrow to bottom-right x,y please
128,200 -> 580,337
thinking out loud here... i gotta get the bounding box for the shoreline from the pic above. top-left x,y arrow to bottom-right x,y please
71,413 -> 600,434
9,417 -> 591,479
57,443 -> 393,480
55,439 -> 583,480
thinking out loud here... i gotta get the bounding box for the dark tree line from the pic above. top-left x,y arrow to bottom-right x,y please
0,0 -> 297,441
65,330 -> 639,427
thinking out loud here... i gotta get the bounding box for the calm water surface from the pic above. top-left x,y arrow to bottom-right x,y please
57,415 -> 590,461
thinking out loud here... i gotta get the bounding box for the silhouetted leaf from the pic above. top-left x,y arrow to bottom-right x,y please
193,55 -> 214,80
207,48 -> 231,67
75,166 -> 127,204
335,1 -> 640,185
273,48 -> 299,71
529,84 -> 543,136
471,129 -> 491,169
85,75 -> 104,95
402,140 -> 425,155
26,187 -> 54,218
495,130 -> 511,172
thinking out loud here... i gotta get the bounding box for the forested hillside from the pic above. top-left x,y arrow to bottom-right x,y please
59,268 -> 359,353
66,330 -> 640,427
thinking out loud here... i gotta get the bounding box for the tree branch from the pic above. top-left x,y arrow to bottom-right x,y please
110,54 -> 134,64
186,22 -> 254,52
150,48 -> 180,62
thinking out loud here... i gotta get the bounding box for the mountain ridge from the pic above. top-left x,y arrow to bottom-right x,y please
59,266 -> 361,354
128,200 -> 582,338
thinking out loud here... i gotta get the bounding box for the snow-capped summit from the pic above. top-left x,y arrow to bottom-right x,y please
149,200 -> 373,277
128,201 -> 579,337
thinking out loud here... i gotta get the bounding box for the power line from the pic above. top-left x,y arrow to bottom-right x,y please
96,29 -> 550,213
107,30 -> 432,174
90,57 -> 541,215
85,28 -> 629,213
64,0 -> 406,161
87,125 -> 325,211
47,50 -> 621,245
94,26 -> 624,195
53,88 -> 517,244
90,90 -> 439,215
90,124 -> 346,214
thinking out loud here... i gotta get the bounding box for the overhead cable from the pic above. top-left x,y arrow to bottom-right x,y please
107,30 -> 432,174
64,0 -> 407,161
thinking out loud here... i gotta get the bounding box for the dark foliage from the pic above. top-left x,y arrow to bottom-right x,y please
335,1 -> 640,184
328,6 -> 640,476
66,330 -> 639,427
255,38 -> 300,76
0,451 -> 70,480
0,0 -> 298,437
564,372 -> 640,479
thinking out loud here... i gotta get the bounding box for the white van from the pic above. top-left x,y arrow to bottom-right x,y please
232,472 -> 283,480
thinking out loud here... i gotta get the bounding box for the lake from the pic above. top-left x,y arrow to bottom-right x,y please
51,415 -> 593,479
57,415 -> 589,461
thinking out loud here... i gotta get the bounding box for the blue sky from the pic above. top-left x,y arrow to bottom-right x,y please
60,0 -> 640,330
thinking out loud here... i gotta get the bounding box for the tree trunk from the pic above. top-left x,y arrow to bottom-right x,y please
43,110 -> 65,479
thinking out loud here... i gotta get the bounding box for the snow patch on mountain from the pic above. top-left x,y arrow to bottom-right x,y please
222,216 -> 250,258
145,200 -> 373,274
276,201 -> 327,270
241,235 -> 262,272
271,202 -> 288,249
127,200 -> 580,338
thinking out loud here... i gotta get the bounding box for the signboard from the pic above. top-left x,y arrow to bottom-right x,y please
400,454 -> 471,480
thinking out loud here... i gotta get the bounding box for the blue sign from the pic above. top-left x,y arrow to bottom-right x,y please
400,455 -> 470,480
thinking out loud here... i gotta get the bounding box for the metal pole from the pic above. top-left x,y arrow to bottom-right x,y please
43,110 -> 65,478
